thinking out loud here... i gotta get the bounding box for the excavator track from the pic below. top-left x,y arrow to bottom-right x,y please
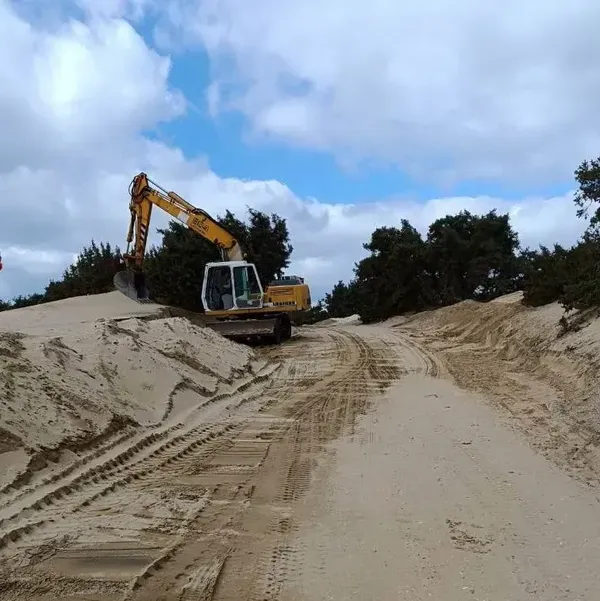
207,314 -> 292,345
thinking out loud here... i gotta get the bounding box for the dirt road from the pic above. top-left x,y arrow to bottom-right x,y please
1,322 -> 599,600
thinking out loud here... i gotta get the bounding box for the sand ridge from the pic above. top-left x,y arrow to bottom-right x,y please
0,292 -> 255,491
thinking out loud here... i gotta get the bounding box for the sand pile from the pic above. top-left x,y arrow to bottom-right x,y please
397,292 -> 600,482
331,314 -> 361,325
0,292 -> 255,490
400,293 -> 581,375
315,314 -> 362,327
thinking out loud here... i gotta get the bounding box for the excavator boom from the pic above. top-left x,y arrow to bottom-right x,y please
114,173 -> 244,302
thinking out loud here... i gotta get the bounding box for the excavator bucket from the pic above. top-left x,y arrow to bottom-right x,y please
113,269 -> 152,303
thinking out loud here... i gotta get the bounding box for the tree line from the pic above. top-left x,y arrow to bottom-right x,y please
2,156 -> 600,323
323,157 -> 600,322
322,210 -> 522,323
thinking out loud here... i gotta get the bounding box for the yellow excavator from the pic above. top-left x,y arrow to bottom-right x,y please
114,173 -> 311,343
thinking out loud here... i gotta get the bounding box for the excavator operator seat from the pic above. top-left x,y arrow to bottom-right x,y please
202,261 -> 264,312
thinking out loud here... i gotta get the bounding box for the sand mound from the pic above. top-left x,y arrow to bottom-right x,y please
0,291 -> 164,336
331,314 -> 361,325
489,290 -> 524,304
397,292 -> 600,483
315,314 -> 362,327
0,293 -> 255,490
401,294 -> 570,370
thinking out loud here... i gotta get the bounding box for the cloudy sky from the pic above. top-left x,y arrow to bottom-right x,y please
1,0 -> 599,302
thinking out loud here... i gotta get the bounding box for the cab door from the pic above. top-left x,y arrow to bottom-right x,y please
232,265 -> 263,309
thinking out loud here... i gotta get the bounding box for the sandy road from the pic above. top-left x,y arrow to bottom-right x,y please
1,322 -> 599,600
0,324 -> 402,600
280,353 -> 600,600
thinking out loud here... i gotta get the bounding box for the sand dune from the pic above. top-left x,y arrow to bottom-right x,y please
0,292 -> 254,491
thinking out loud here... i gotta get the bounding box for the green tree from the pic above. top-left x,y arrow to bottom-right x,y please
324,280 -> 361,318
220,209 -> 293,285
325,210 -> 523,324
426,210 -> 520,304
354,220 -> 434,323
574,157 -> 600,228
45,241 -> 121,302
538,157 -> 600,311
144,222 -> 220,311
11,293 -> 46,309
521,245 -> 570,307
559,233 -> 600,311
516,157 -> 600,310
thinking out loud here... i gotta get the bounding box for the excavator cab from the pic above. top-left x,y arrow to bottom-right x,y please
202,261 -> 264,312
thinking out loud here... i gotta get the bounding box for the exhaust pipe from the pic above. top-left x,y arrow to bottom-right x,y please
113,269 -> 150,303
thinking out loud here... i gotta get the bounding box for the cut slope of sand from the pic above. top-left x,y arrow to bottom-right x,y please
396,293 -> 600,484
0,292 -> 255,490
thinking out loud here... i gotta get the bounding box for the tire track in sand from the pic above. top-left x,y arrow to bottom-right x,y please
212,328 -> 404,601
101,329 -> 368,601
0,363 -> 281,560
0,326 -> 407,601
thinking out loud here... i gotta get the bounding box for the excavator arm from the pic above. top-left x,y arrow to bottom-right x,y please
124,172 -> 244,266
115,172 -> 244,302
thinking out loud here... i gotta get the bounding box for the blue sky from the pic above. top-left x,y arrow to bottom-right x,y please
0,0 -> 597,303
157,42 -> 574,205
134,12 -> 576,205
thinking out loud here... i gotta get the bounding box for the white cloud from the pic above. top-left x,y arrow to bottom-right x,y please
0,150 -> 586,302
0,2 -> 591,306
3,247 -> 76,274
0,0 -> 183,175
155,0 -> 600,184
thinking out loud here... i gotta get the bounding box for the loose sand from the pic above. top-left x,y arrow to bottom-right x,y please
397,291 -> 600,485
314,313 -> 361,327
281,373 -> 600,601
1,290 -> 600,600
0,292 -> 255,492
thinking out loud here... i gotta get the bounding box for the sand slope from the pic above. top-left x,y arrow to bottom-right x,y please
0,292 -> 254,490
396,292 -> 600,484
0,291 -> 163,336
